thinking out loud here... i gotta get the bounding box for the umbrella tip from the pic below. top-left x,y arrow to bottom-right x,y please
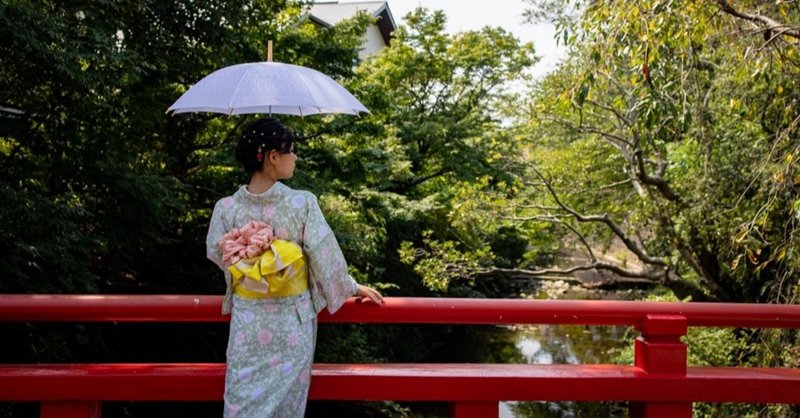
266,40 -> 273,62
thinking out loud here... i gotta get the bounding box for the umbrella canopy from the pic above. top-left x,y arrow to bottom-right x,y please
166,62 -> 369,116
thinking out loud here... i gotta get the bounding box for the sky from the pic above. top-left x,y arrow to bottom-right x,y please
361,0 -> 568,77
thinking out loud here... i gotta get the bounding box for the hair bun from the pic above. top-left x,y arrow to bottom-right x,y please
235,118 -> 295,175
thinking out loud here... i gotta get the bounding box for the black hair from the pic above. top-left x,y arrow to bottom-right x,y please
235,118 -> 294,174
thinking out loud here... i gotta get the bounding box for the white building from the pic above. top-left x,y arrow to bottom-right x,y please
308,1 -> 397,60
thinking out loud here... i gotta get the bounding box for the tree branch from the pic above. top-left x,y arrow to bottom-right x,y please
504,215 -> 597,262
381,167 -> 450,193
512,203 -> 562,211
586,99 -> 633,128
530,166 -> 668,267
541,115 -> 634,149
677,246 -> 733,301
480,261 -> 718,300
632,148 -> 682,202
576,178 -> 633,194
715,0 -> 800,40
479,261 -> 662,281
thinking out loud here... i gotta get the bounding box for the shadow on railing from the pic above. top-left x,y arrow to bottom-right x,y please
2,295 -> 800,418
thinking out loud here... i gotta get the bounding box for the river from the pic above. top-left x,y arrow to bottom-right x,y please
500,281 -> 635,418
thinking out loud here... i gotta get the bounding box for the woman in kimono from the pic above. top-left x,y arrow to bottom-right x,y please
206,118 -> 384,417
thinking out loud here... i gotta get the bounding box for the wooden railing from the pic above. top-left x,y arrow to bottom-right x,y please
2,295 -> 800,418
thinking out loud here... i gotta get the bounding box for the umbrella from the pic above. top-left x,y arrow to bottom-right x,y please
166,62 -> 369,116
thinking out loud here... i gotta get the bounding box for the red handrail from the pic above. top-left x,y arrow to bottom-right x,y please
2,294 -> 800,418
1,294 -> 800,327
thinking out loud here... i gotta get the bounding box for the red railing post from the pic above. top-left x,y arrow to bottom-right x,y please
450,401 -> 498,418
41,401 -> 100,418
629,314 -> 691,418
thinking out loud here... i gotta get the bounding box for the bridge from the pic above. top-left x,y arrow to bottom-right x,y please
2,295 -> 800,417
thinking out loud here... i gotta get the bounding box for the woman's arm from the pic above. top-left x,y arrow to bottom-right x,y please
302,192 -> 383,312
206,199 -> 228,270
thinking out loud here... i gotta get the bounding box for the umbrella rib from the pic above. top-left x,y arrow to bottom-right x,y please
293,69 -> 327,115
227,67 -> 252,116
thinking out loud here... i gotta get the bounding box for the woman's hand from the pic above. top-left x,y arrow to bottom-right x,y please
356,284 -> 385,305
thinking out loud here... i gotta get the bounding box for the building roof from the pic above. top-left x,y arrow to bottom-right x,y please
309,1 -> 396,45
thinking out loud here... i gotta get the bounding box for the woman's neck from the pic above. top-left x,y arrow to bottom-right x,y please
247,171 -> 277,194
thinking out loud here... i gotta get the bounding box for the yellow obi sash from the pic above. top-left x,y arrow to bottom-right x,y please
229,239 -> 308,298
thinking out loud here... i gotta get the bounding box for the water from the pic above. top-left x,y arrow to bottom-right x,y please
499,323 -> 631,418
498,282 -> 636,418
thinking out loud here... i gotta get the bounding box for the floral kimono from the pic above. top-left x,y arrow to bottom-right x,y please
206,182 -> 358,417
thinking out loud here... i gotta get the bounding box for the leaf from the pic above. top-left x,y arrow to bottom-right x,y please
746,248 -> 760,264
575,82 -> 590,107
731,254 -> 743,270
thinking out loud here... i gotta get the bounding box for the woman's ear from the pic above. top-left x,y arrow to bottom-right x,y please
267,149 -> 279,165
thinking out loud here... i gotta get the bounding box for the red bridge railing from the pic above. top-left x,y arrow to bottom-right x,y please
2,295 -> 800,418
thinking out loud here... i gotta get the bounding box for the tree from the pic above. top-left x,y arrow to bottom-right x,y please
325,8 -> 538,294
511,1 -> 799,301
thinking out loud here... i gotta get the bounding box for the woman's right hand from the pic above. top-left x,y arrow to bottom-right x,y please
356,285 -> 385,305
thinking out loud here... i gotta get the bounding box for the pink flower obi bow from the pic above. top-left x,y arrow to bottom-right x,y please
219,220 -> 275,264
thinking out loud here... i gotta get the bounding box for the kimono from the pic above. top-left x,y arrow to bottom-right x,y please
206,182 -> 358,418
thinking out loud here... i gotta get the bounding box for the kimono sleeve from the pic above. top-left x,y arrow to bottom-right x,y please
302,192 -> 358,314
206,199 -> 228,271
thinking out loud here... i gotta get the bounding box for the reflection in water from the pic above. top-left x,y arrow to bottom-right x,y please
497,282 -> 637,418
503,324 -> 631,418
408,284 -> 640,418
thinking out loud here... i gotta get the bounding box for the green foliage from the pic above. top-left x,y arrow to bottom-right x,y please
399,231 -> 494,291
351,8 -> 535,194
612,293 -> 746,367
0,182 -> 95,292
319,192 -> 384,269
517,0 -> 800,304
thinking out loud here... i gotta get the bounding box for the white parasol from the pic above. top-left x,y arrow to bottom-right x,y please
167,44 -> 368,117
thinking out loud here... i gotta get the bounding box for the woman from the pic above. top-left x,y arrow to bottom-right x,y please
206,118 -> 384,417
